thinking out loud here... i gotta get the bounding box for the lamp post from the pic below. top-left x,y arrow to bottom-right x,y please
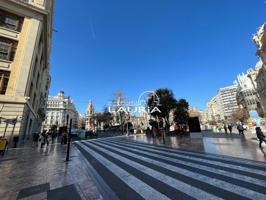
66,116 -> 72,162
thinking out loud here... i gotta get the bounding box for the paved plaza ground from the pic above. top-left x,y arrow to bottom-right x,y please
0,131 -> 266,200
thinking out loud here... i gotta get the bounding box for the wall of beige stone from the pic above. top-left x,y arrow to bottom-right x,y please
0,0 -> 53,145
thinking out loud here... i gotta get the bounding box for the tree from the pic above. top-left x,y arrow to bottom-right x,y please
173,99 -> 189,124
147,88 -> 177,123
231,108 -> 248,123
95,107 -> 113,128
102,107 -> 113,128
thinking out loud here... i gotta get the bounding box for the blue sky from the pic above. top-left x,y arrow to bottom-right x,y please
50,0 -> 266,114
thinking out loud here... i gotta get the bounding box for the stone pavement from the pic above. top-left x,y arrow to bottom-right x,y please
133,131 -> 266,162
0,132 -> 265,200
0,143 -> 102,200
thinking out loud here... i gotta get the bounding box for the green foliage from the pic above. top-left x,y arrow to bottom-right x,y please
174,99 -> 189,124
147,88 -> 189,125
147,88 -> 177,120
95,107 -> 113,127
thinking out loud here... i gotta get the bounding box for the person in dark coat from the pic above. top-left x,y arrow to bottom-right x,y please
256,127 -> 266,148
237,123 -> 244,135
224,123 -> 228,134
228,124 -> 233,134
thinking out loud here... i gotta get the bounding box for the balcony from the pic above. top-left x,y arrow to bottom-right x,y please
17,0 -> 30,2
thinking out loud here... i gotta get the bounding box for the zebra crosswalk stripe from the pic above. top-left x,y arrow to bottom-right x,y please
88,140 -> 266,200
97,139 -> 266,187
103,138 -> 266,176
78,142 -> 171,200
104,137 -> 266,169
82,141 -> 223,200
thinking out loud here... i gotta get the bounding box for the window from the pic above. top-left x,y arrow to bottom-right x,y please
33,56 -> 38,76
0,10 -> 23,32
36,72 -> 40,87
29,82 -> 33,99
0,37 -> 17,61
0,70 -> 10,94
32,93 -> 36,108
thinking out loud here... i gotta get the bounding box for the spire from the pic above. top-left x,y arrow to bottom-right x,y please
87,100 -> 94,115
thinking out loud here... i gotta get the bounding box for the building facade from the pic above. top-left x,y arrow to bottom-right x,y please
43,91 -> 79,130
206,95 -> 222,122
206,84 -> 239,122
0,0 -> 53,143
218,84 -> 239,120
85,100 -> 95,131
78,114 -> 86,129
253,23 -> 266,66
236,68 -> 260,113
253,23 -> 266,116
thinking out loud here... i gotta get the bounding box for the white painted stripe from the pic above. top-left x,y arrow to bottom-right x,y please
106,139 -> 266,176
109,138 -> 266,168
91,140 -> 266,200
99,140 -> 266,186
83,142 -> 222,200
78,142 -> 170,200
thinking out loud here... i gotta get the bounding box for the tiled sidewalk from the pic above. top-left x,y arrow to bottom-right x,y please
0,143 -> 102,200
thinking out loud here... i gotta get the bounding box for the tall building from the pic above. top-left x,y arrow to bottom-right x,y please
43,91 -> 79,130
253,23 -> 266,67
253,23 -> 266,116
0,0 -> 53,143
236,68 -> 260,113
85,100 -> 95,131
206,95 -> 222,122
206,84 -> 239,122
218,84 -> 239,120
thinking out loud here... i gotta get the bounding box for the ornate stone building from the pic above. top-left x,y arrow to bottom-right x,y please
253,23 -> 266,116
253,23 -> 266,66
42,91 -> 79,130
236,67 -> 261,115
0,0 -> 53,143
85,100 -> 95,131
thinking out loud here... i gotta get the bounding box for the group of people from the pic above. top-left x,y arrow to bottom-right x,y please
236,123 -> 246,135
32,130 -> 60,148
218,123 -> 246,135
222,123 -> 233,134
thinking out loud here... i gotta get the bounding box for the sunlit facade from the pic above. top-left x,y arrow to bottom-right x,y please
0,0 -> 53,143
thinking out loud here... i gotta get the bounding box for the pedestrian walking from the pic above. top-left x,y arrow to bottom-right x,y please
0,137 -> 8,156
228,124 -> 233,134
152,126 -> 158,138
224,123 -> 228,134
32,132 -> 39,147
237,123 -> 244,135
51,131 -> 57,143
40,131 -> 49,148
158,118 -> 166,144
255,127 -> 266,148
13,136 -> 19,148
61,132 -> 68,145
